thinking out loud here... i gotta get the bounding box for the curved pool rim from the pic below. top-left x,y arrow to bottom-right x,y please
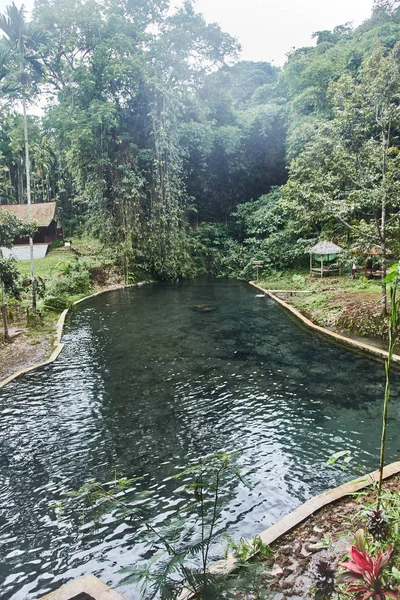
0,282 -> 153,390
1,279 -> 394,392
249,280 -> 398,364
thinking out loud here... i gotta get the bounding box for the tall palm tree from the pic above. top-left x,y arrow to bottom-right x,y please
0,249 -> 9,341
0,3 -> 48,314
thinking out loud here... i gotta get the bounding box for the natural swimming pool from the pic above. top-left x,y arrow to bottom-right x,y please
0,279 -> 399,599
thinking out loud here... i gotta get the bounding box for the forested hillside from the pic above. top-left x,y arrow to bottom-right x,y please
1,0 -> 400,281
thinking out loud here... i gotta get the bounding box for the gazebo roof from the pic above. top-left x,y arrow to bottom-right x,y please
308,241 -> 343,255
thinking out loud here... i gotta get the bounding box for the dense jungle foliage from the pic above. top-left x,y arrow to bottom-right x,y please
1,0 -> 400,281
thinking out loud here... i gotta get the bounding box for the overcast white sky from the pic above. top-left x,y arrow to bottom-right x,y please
0,0 -> 374,65
195,0 -> 374,65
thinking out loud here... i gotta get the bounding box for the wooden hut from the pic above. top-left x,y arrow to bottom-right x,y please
0,202 -> 62,259
308,241 -> 343,278
351,245 -> 391,279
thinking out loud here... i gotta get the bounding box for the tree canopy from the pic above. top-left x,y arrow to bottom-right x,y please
1,0 -> 400,282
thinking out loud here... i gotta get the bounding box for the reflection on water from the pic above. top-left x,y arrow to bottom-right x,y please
0,279 -> 399,599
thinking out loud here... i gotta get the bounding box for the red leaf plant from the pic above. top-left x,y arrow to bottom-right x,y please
337,543 -> 399,600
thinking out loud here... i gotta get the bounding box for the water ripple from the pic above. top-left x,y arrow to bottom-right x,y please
0,280 -> 399,599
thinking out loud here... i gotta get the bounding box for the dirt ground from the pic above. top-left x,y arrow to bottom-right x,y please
0,269 -> 124,384
0,327 -> 55,383
252,477 -> 400,600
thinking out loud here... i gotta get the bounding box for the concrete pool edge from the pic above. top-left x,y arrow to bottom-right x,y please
178,461 -> 400,599
249,280 -> 399,364
40,575 -> 126,600
0,281 -> 152,390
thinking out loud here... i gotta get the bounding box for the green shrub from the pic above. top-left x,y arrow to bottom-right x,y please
43,295 -> 70,311
46,259 -> 92,296
291,274 -> 306,288
187,223 -> 232,277
48,240 -> 64,249
43,258 -> 92,308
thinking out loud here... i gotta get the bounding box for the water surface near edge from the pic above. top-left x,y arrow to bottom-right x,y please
0,279 -> 399,599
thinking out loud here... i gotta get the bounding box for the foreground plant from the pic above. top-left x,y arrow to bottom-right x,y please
226,560 -> 271,600
64,453 -> 255,600
377,270 -> 400,507
313,560 -> 336,600
367,509 -> 390,542
227,535 -> 273,562
337,543 -> 399,600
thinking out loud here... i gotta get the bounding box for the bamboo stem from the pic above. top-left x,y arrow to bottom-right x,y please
378,283 -> 397,506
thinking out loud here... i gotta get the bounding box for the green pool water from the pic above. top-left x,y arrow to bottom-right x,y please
0,279 -> 398,599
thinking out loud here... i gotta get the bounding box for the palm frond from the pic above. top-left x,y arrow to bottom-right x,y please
0,2 -> 25,42
25,55 -> 45,78
0,49 -> 10,81
0,15 -> 14,42
24,23 -> 50,49
1,82 -> 19,95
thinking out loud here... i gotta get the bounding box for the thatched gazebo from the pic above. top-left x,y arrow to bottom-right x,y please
308,241 -> 343,277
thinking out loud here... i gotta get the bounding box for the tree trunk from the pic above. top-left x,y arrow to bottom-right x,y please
17,157 -> 23,203
1,282 -> 9,342
22,95 -> 37,315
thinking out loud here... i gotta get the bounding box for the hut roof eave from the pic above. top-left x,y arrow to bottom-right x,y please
0,202 -> 56,228
307,241 -> 343,255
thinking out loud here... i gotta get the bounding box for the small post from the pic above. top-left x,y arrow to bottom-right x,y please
310,253 -> 312,275
320,257 -> 323,278
252,260 -> 264,281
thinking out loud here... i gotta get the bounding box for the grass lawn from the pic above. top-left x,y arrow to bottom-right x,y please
257,271 -> 387,342
17,247 -> 77,279
17,237 -> 107,280
13,236 -> 118,316
257,269 -> 383,294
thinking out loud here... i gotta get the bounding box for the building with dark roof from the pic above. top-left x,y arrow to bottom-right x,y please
0,202 -> 63,260
0,202 -> 62,244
